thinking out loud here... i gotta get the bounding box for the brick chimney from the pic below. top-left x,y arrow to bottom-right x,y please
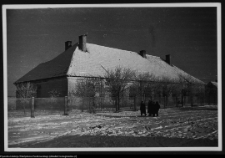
139,50 -> 147,58
79,34 -> 87,52
165,54 -> 171,65
65,41 -> 72,50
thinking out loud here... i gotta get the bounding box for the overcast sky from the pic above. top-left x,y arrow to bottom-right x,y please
6,5 -> 218,96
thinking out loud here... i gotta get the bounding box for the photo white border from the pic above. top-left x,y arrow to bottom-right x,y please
3,3 -> 222,152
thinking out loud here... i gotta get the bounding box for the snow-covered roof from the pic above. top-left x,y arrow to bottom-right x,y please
172,65 -> 204,84
15,42 -> 204,84
210,81 -> 218,87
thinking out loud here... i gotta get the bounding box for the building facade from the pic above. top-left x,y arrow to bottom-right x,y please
14,35 -> 204,103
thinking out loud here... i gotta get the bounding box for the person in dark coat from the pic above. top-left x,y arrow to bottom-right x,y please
152,101 -> 156,117
155,101 -> 161,117
140,101 -> 146,116
148,100 -> 153,117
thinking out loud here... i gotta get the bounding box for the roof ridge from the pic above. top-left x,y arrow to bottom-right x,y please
87,42 -> 137,54
87,43 -> 161,59
146,54 -> 160,58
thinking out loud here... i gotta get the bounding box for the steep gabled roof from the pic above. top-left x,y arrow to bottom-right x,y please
15,42 -> 204,85
14,43 -> 78,84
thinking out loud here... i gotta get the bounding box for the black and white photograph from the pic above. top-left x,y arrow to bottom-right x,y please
3,3 -> 222,152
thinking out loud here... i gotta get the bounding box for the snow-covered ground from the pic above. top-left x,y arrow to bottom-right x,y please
8,105 -> 218,147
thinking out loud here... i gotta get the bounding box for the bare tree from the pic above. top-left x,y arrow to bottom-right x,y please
159,77 -> 177,108
193,84 -> 205,106
129,80 -> 142,111
16,82 -> 37,98
129,72 -> 155,110
15,82 -> 37,115
74,77 -> 103,113
170,82 -> 183,107
178,74 -> 191,106
102,66 -> 136,112
149,81 -> 162,103
136,72 -> 155,101
178,74 -> 203,107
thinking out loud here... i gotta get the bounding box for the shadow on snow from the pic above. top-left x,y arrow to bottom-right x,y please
9,135 -> 218,148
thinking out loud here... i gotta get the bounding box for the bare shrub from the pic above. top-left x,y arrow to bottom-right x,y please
15,82 -> 37,115
102,66 -> 136,112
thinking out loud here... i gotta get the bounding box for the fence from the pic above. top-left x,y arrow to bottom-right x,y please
8,97 -> 67,118
68,96 -> 135,110
8,95 -> 207,118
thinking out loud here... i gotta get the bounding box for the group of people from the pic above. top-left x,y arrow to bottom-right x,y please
140,100 -> 160,117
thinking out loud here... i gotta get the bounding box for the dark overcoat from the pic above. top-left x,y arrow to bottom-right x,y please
140,102 -> 146,114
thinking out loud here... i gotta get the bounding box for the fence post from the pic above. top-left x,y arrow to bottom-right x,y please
64,96 -> 68,115
100,96 -> 103,111
134,96 -> 136,111
31,97 -> 35,118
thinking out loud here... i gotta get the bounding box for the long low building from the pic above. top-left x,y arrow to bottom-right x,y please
14,34 -> 204,98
